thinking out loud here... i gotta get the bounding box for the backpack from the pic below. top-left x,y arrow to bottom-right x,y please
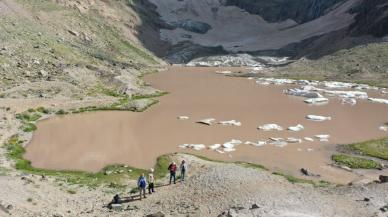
139,177 -> 146,188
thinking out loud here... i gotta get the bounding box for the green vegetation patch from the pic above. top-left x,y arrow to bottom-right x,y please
4,135 -> 170,188
348,138 -> 388,161
272,172 -> 331,187
22,123 -> 37,132
332,154 -> 381,169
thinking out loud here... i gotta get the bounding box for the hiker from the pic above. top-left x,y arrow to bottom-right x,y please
148,168 -> 155,194
168,161 -> 177,184
137,173 -> 147,200
180,160 -> 187,182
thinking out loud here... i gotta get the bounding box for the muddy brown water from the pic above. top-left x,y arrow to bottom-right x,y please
25,67 -> 388,183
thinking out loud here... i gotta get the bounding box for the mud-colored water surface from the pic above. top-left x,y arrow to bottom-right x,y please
25,67 -> 388,183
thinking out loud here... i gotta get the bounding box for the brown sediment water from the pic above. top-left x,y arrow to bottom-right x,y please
25,67 -> 388,183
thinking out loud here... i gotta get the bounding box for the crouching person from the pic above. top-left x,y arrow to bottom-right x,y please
138,173 -> 147,200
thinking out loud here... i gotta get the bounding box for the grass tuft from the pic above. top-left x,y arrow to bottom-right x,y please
348,138 -> 388,161
332,154 -> 381,169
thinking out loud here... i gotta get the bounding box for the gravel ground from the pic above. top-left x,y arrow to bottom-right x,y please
1,154 -> 387,217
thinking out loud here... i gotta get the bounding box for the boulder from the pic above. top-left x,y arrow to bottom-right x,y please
110,204 -> 122,211
379,175 -> 388,183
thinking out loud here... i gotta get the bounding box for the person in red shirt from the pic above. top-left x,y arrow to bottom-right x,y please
168,162 -> 177,184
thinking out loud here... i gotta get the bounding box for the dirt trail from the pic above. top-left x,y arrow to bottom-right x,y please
25,67 -> 388,184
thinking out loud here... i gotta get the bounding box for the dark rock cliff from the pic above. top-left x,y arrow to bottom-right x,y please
224,0 -> 344,23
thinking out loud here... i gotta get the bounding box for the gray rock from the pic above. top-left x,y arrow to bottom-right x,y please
171,19 -> 212,34
250,204 -> 260,209
146,211 -> 165,217
110,204 -> 122,211
68,30 -> 79,37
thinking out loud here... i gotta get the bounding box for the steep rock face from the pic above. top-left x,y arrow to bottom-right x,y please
349,0 -> 388,37
224,0 -> 345,23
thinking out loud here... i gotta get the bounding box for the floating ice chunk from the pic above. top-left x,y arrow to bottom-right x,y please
304,98 -> 329,104
381,89 -> 388,94
288,124 -> 304,132
322,81 -> 354,89
251,67 -> 263,71
244,141 -> 267,147
178,144 -> 206,150
307,148 -> 314,152
222,139 -> 242,150
218,120 -> 242,126
306,115 -> 332,121
379,126 -> 388,132
177,116 -> 189,120
284,87 -> 322,98
178,144 -> 189,149
368,98 -> 388,105
256,78 -> 296,85
297,148 -> 303,152
268,138 -> 288,147
216,71 -> 232,75
258,124 -> 283,131
223,147 -> 236,152
341,98 -> 357,105
324,90 -> 368,99
315,135 -> 330,142
197,118 -> 216,125
209,144 -> 221,150
304,137 -> 314,142
272,141 -> 288,147
269,137 -> 283,141
286,138 -> 302,143
215,149 -> 225,154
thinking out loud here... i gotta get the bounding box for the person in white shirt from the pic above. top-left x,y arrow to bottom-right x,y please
148,168 -> 155,194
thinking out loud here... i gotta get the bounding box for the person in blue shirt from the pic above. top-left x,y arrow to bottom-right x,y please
137,173 -> 147,200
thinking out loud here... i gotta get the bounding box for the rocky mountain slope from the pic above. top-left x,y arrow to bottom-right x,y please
0,0 -> 164,100
148,0 -> 388,64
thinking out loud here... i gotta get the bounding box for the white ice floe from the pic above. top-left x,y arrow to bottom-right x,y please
244,141 -> 267,147
221,139 -> 242,152
258,124 -> 283,131
268,138 -> 288,147
288,124 -> 304,132
368,98 -> 388,105
304,137 -> 314,142
307,148 -> 314,152
215,149 -> 225,154
379,126 -> 388,132
381,89 -> 388,94
315,135 -> 330,142
323,90 -> 368,99
304,97 -> 329,104
177,116 -> 189,120
286,138 -> 302,143
179,144 -> 206,151
284,87 -> 322,98
223,147 -> 236,152
251,66 -> 264,71
306,115 -> 332,121
216,71 -> 232,75
218,120 -> 242,126
209,144 -> 222,150
322,81 -> 354,89
256,78 -> 296,85
197,118 -> 216,125
341,98 -> 357,105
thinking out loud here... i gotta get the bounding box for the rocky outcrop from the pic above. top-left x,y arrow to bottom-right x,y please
169,19 -> 212,34
349,0 -> 388,37
224,0 -> 345,23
